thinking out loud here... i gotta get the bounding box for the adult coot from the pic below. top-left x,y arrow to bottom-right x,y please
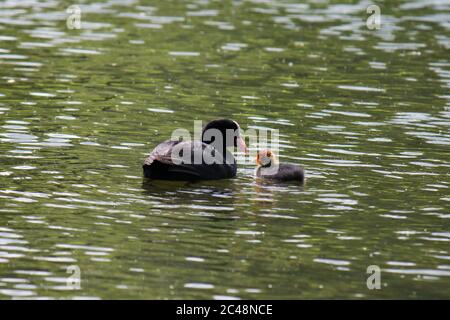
143,119 -> 248,181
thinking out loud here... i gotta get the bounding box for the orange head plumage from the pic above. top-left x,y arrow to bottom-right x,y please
256,149 -> 277,167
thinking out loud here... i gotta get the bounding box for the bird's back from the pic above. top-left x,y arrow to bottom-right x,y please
257,163 -> 304,182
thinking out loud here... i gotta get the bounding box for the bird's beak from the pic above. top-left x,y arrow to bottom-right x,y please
256,153 -> 261,166
237,136 -> 249,154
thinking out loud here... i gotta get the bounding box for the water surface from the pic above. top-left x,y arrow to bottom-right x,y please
0,0 -> 449,299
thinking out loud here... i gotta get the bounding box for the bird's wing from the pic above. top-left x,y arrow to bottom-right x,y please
144,140 -> 229,166
143,139 -> 180,165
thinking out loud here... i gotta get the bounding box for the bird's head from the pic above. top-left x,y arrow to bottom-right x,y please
256,149 -> 277,168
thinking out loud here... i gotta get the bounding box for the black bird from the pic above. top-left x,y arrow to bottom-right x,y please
255,149 -> 305,182
143,119 -> 248,181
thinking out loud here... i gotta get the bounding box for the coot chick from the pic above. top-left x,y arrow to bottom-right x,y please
255,149 -> 304,182
143,119 -> 248,181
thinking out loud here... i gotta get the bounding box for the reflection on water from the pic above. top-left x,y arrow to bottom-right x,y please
0,0 -> 449,299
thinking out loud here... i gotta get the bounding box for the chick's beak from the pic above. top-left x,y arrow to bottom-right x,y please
237,136 -> 249,154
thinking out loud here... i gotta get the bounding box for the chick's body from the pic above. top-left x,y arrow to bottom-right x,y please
255,150 -> 304,182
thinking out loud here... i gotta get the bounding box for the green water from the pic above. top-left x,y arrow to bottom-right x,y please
0,0 -> 449,299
